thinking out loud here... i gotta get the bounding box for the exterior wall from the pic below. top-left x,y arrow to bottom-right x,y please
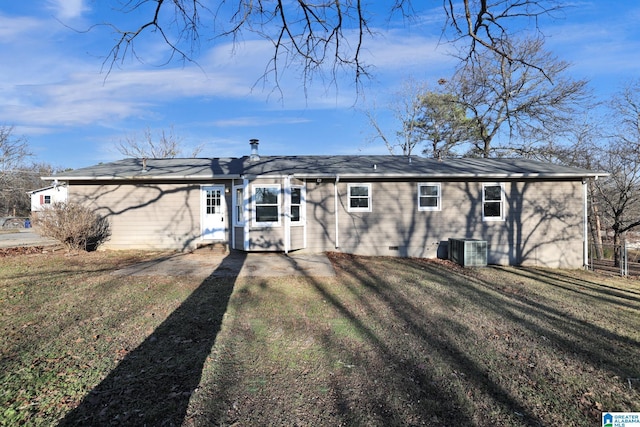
70,180 -> 231,251
304,180 -> 337,252
68,175 -> 586,268
233,227 -> 244,250
302,178 -> 585,268
30,186 -> 68,212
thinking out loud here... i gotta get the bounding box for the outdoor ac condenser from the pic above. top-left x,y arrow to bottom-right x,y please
448,238 -> 487,267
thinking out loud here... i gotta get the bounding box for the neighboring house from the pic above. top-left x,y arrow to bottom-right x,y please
43,141 -> 605,268
28,183 -> 68,212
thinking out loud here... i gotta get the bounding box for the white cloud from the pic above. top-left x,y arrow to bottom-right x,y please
212,116 -> 311,127
0,14 -> 43,41
47,0 -> 88,20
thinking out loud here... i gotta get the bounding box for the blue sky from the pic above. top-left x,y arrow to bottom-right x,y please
1,1 -> 639,169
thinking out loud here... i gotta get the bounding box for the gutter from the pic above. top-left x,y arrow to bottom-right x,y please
335,175 -> 340,249
41,174 -> 244,181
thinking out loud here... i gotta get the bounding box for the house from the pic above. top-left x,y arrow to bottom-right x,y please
28,183 -> 68,212
43,140 -> 605,268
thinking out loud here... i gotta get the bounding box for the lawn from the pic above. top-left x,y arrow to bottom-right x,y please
1,250 -> 638,426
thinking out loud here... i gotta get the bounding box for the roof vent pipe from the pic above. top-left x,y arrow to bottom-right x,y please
142,158 -> 148,172
249,139 -> 260,161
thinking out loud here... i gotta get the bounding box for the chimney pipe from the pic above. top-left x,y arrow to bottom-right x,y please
249,139 -> 260,161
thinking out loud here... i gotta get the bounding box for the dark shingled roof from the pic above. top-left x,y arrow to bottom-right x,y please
44,155 -> 605,181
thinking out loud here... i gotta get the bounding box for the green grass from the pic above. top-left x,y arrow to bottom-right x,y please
1,251 -> 638,426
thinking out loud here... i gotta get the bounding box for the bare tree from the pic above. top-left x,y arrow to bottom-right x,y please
365,80 -> 429,156
117,126 -> 203,158
447,37 -> 588,157
98,1 -> 563,90
594,81 -> 640,265
0,126 -> 32,216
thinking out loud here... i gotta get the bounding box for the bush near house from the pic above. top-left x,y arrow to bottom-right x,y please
31,202 -> 110,251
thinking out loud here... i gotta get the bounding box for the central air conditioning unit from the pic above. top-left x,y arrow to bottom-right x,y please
448,238 -> 487,267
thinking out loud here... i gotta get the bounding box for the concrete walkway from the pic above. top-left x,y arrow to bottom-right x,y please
111,250 -> 336,278
0,230 -> 60,248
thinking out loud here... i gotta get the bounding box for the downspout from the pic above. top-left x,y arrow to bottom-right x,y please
335,175 -> 340,249
583,178 -> 589,269
231,178 -> 235,251
284,175 -> 291,254
243,176 -> 250,251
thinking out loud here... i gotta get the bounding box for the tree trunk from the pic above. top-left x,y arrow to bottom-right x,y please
588,181 -> 604,259
613,230 -> 621,267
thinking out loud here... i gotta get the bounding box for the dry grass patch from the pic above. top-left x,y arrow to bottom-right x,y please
1,250 -> 638,426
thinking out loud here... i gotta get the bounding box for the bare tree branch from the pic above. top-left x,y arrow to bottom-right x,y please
95,0 -> 564,92
116,125 -> 203,158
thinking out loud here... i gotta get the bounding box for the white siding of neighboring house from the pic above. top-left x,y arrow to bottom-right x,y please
30,185 -> 68,212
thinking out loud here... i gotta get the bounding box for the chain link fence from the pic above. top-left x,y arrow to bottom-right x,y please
589,243 -> 640,277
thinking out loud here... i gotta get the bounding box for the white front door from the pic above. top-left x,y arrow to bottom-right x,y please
201,185 -> 226,240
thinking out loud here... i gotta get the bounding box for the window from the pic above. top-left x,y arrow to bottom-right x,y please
233,186 -> 244,225
348,183 -> 372,212
417,183 -> 441,211
483,183 -> 505,221
290,186 -> 303,223
253,185 -> 280,225
205,188 -> 222,214
43,195 -> 51,205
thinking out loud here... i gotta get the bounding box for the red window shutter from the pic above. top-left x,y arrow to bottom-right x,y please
40,194 -> 44,204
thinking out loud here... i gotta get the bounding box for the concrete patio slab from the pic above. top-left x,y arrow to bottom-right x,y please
111,251 -> 336,278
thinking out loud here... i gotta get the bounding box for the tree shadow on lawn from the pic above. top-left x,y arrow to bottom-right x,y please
59,251 -> 246,426
196,255 -> 511,426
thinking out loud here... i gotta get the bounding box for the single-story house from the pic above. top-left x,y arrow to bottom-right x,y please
28,183 -> 68,212
43,140 -> 605,268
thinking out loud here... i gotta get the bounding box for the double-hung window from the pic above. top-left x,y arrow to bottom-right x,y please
233,186 -> 244,226
417,183 -> 441,211
348,183 -> 372,212
290,186 -> 304,224
483,183 -> 505,221
253,185 -> 280,226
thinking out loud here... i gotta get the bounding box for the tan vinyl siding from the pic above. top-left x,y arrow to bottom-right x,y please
248,228 -> 284,251
304,181 -> 337,252
69,181 -> 230,251
302,179 -> 584,268
233,227 -> 245,250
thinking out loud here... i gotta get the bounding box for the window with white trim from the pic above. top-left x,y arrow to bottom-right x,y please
290,186 -> 305,224
483,183 -> 505,221
253,184 -> 280,225
417,183 -> 441,211
233,186 -> 244,225
348,183 -> 372,212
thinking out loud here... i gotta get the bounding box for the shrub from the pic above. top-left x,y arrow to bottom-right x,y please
32,202 -> 111,251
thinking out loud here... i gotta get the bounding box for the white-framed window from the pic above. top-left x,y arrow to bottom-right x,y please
417,183 -> 441,211
233,185 -> 244,226
348,183 -> 372,212
290,185 -> 305,225
253,184 -> 281,226
483,183 -> 505,221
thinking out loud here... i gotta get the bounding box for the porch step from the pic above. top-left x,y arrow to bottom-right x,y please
194,242 -> 228,255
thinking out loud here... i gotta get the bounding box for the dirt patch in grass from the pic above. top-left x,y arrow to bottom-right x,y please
1,250 -> 639,426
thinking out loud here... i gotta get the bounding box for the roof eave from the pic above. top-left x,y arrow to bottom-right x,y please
42,174 -> 243,181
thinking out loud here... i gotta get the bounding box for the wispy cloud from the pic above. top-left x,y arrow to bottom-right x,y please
212,116 -> 311,127
47,0 -> 88,20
